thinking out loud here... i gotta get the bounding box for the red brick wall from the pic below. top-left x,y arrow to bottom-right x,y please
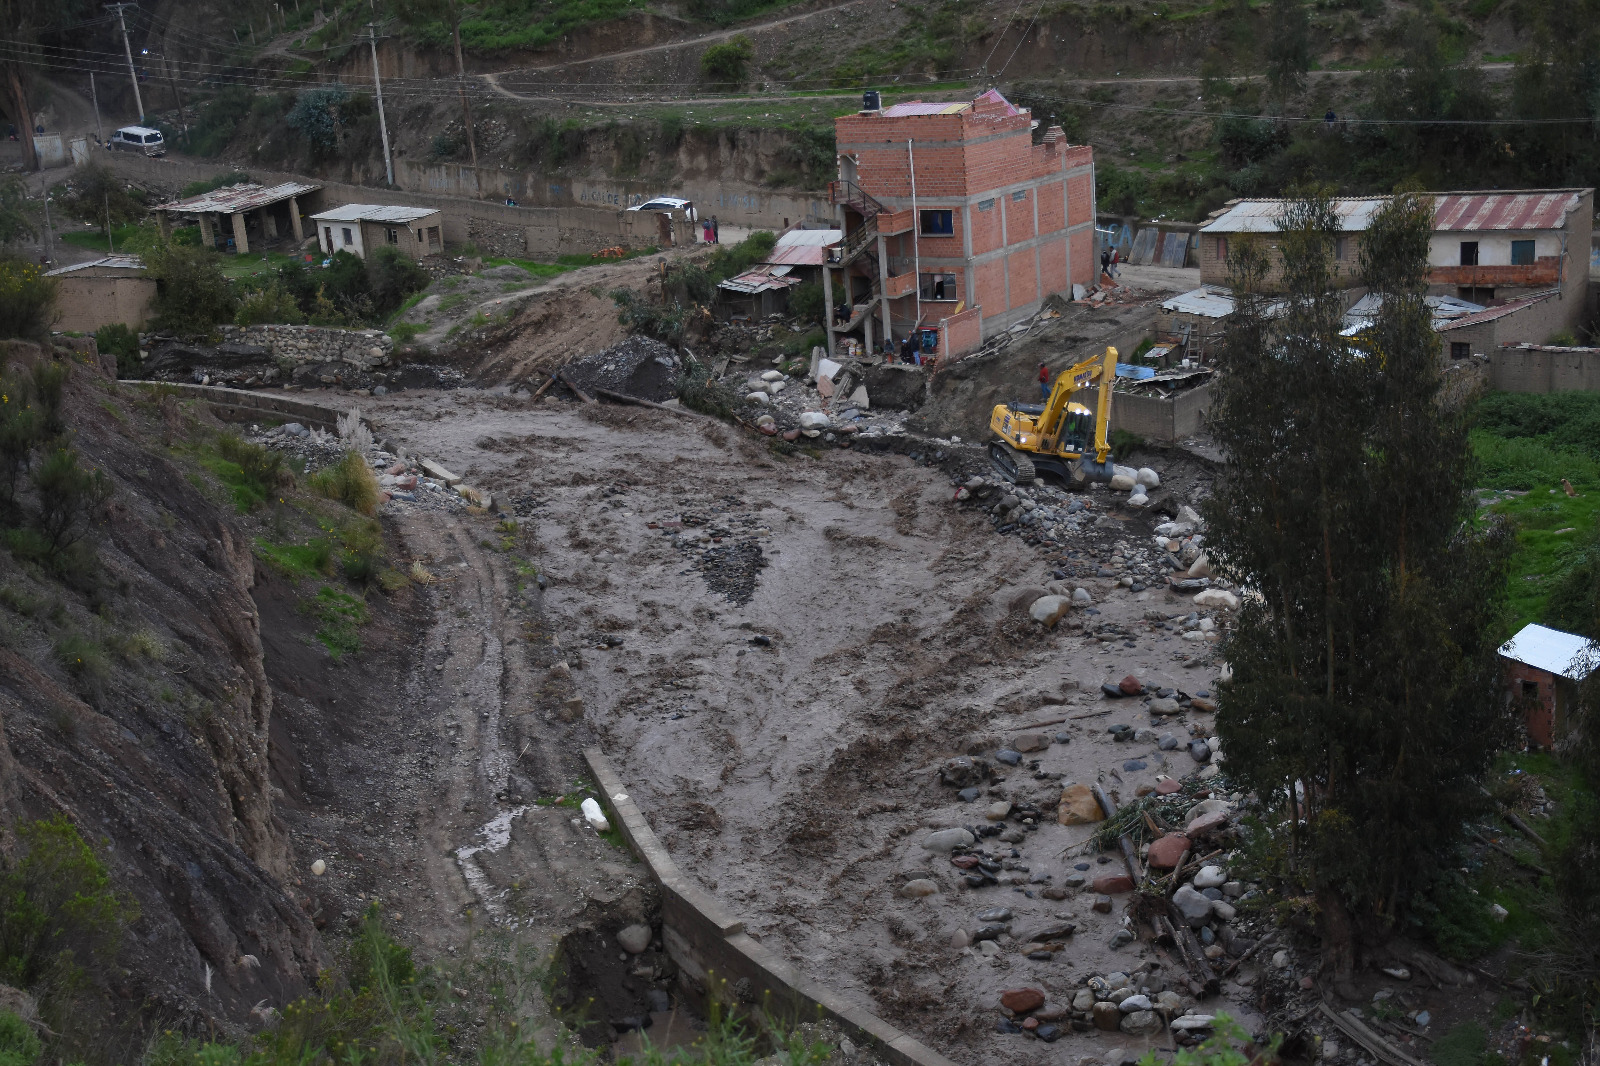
971,197 -> 1003,255
1071,229 -> 1094,288
1037,180 -> 1065,235
1067,173 -> 1094,226
940,305 -> 984,358
1005,189 -> 1036,242
1007,248 -> 1038,310
1040,236 -> 1068,297
1504,661 -> 1555,749
976,258 -> 1007,313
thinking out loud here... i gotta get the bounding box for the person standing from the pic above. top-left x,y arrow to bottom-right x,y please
1039,362 -> 1050,400
1110,247 -> 1121,279
710,216 -> 720,244
1100,246 -> 1112,280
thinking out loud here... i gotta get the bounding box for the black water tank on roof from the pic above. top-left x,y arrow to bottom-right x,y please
862,90 -> 881,112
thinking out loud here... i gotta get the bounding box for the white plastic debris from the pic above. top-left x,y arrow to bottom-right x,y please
612,792 -> 629,804
311,859 -> 327,876
581,797 -> 611,833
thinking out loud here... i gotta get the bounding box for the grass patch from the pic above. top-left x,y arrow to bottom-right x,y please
194,433 -> 290,513
308,451 -> 380,516
255,536 -> 335,578
305,585 -> 370,662
60,224 -> 144,253
53,631 -> 107,680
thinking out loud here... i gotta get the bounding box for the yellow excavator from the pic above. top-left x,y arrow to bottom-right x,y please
988,345 -> 1119,484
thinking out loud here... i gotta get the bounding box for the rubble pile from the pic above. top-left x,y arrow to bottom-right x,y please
648,499 -> 771,606
564,336 -> 683,403
251,422 -> 470,515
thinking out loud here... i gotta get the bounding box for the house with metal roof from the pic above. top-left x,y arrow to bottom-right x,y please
153,182 -> 322,255
310,204 -> 445,261
1197,188 -> 1593,337
716,228 -> 840,319
44,254 -> 156,333
1499,622 -> 1597,748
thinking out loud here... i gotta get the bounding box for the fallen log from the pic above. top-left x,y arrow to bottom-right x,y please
1218,930 -> 1275,978
555,369 -> 595,404
1163,902 -> 1220,996
593,387 -> 693,415
1093,783 -> 1143,884
1471,831 -> 1551,877
1317,1003 -> 1427,1066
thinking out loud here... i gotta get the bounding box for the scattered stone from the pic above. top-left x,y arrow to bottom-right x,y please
901,879 -> 939,898
1222,881 -> 1244,898
1155,778 -> 1183,795
1172,885 -> 1213,928
1092,874 -> 1134,895
1158,734 -> 1180,751
1171,1016 -> 1215,1032
996,749 -> 1023,766
1073,587 -> 1093,604
923,828 -> 976,852
1109,929 -> 1135,949
986,801 -> 1013,821
958,787 -> 982,802
977,906 -> 1013,922
1122,759 -> 1147,772
1271,950 -> 1291,969
1382,967 -> 1411,981
950,928 -> 972,949
1058,784 -> 1104,825
940,756 -> 988,788
1193,865 -> 1227,889
1188,740 -> 1212,763
1490,903 -> 1509,921
1118,675 -> 1144,696
1136,468 -> 1161,489
1110,473 -> 1137,492
1118,994 -> 1153,1013
1155,991 -> 1184,1013
1092,1001 -> 1123,1031
1189,697 -> 1217,713
1030,595 -> 1073,627
1186,811 -> 1230,838
617,924 -> 652,954
1000,988 -> 1046,1013
1013,732 -> 1050,753
1073,988 -> 1097,1012
1148,697 -> 1181,715
1101,683 -> 1125,699
1092,895 -> 1113,914
1146,834 -> 1192,870
1211,900 -> 1236,922
1121,1010 -> 1164,1036
1193,588 -> 1240,610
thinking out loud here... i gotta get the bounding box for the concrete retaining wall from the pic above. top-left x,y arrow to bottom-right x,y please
123,381 -> 354,432
1490,345 -> 1600,393
1069,384 -> 1212,442
583,748 -> 960,1066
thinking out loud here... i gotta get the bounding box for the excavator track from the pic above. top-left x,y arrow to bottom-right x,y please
989,441 -> 1036,484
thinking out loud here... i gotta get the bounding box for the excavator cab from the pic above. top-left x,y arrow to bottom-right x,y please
1059,403 -> 1094,453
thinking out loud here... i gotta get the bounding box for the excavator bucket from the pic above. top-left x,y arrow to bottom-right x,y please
1076,457 -> 1117,483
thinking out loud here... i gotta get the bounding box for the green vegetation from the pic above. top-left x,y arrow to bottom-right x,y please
701,34 -> 755,87
285,85 -> 350,155
254,536 -> 335,578
196,433 -> 292,513
308,450 -> 381,516
58,224 -> 143,254
306,584 -> 370,660
141,237 -> 238,335
51,165 -> 146,242
0,1009 -> 42,1066
0,176 -> 37,249
1209,192 -> 1512,992
0,258 -> 57,340
92,323 -> 140,379
180,171 -> 254,198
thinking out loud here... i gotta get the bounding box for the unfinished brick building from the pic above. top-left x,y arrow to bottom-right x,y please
826,90 -> 1097,363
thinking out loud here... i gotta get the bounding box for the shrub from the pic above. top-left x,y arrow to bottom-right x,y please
367,247 -> 430,317
0,258 -> 57,340
0,176 -> 35,249
28,363 -> 66,440
339,518 -> 384,584
93,323 -> 141,379
213,433 -> 290,511
285,86 -> 349,154
53,165 -> 145,233
0,814 -> 131,992
309,451 -> 379,516
789,280 -> 824,323
53,631 -> 107,681
234,280 -> 306,326
0,1009 -> 41,1066
0,370 -> 41,514
31,448 -> 110,552
144,241 -> 236,335
700,35 -> 755,87
707,230 -> 776,281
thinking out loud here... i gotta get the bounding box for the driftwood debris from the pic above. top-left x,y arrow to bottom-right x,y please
1317,1003 -> 1427,1066
1471,830 -> 1551,877
555,369 -> 595,404
1093,783 -> 1143,883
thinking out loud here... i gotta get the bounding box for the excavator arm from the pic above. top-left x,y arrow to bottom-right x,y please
1089,344 -> 1117,466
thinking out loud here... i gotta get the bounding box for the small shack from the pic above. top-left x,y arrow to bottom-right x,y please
716,228 -> 839,319
310,204 -> 444,261
153,182 -> 321,255
44,254 -> 155,332
1498,622 -> 1596,749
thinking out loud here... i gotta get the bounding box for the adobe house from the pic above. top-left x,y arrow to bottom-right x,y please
310,204 -> 445,261
152,182 -> 321,255
44,254 -> 156,333
827,89 -> 1097,363
1497,622 -> 1596,749
1196,189 -> 1594,338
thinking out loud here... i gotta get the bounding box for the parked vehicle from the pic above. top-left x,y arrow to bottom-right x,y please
109,125 -> 165,156
627,196 -> 695,219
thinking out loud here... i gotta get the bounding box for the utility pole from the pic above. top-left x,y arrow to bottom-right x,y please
41,192 -> 54,265
364,23 -> 394,186
104,192 -> 114,254
452,17 -> 478,168
106,3 -> 146,124
89,72 -> 103,145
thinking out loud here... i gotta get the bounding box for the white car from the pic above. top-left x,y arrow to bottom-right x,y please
109,125 -> 165,156
628,196 -> 695,219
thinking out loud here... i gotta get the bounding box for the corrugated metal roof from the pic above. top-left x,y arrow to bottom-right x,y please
1432,191 -> 1584,232
719,269 -> 802,294
311,203 -> 438,224
1201,197 -> 1391,234
1341,293 -> 1486,335
1499,623 -> 1597,680
156,182 -> 320,214
45,254 -> 146,276
1435,290 -> 1557,331
766,229 -> 841,267
1161,287 -> 1236,318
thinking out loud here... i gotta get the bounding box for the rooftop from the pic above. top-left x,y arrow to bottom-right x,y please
155,182 -> 320,215
311,203 -> 439,224
718,268 -> 802,295
1436,290 -> 1558,331
1342,292 -> 1485,335
1499,623 -> 1597,681
877,88 -> 1022,119
1203,189 -> 1591,234
764,228 -> 841,268
44,254 -> 146,276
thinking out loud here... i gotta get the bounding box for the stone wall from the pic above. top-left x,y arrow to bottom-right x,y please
216,324 -> 393,369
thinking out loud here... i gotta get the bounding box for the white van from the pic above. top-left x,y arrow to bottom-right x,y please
109,125 -> 165,156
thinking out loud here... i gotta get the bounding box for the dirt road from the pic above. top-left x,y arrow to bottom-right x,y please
279,385 -> 1261,1063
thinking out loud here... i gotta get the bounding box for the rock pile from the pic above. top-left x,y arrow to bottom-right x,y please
649,503 -> 771,605
564,336 -> 682,403
991,968 -> 1219,1042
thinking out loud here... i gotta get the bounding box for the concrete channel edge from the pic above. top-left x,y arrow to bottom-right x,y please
582,747 -> 964,1066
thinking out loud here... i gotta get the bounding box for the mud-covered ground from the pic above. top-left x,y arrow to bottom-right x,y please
300,385 -> 1270,1065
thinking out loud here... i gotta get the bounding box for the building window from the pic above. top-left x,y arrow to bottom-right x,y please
341,227 -> 353,246
1460,241 -> 1478,266
386,227 -> 399,244
1511,239 -> 1536,265
1215,236 -> 1228,259
920,272 -> 957,300
1011,190 -> 1027,202
416,229 -> 424,243
1521,680 -> 1540,699
323,227 -> 333,249
1335,237 -> 1346,261
977,198 -> 995,211
1450,341 -> 1470,360
920,209 -> 953,235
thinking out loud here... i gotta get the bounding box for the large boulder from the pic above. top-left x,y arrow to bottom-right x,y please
1172,885 -> 1213,928
1029,595 -> 1072,627
1194,588 -> 1240,609
1058,783 -> 1103,825
862,362 -> 926,410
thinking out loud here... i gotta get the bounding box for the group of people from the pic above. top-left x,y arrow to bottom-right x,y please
884,334 -> 925,365
701,216 -> 720,244
1100,245 -> 1122,281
